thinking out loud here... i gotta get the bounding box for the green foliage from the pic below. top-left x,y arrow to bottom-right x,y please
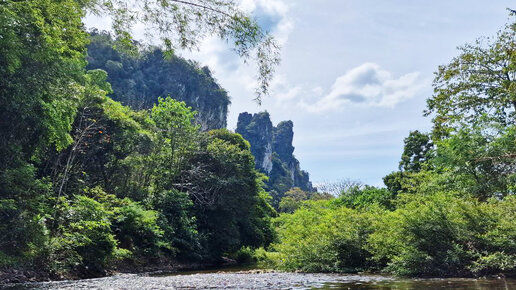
151,96 -> 197,134
279,188 -> 307,213
228,247 -> 257,265
111,199 -> 164,256
184,129 -> 276,260
152,189 -> 199,258
260,15 -> 516,279
0,163 -> 52,267
0,0 -> 87,163
399,131 -> 434,172
368,194 -> 516,277
433,123 -> 516,200
0,0 -> 278,278
279,187 -> 333,213
336,186 -> 396,210
51,194 -> 118,274
266,193 -> 516,277
272,200 -> 375,273
425,14 -> 515,137
7,0 -> 515,282
150,96 -> 199,183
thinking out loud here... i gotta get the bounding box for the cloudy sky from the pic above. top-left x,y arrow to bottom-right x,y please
85,1 -> 514,186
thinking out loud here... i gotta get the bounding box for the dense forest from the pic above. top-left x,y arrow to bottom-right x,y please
0,0 -> 278,280
255,13 -> 516,277
0,0 -> 515,284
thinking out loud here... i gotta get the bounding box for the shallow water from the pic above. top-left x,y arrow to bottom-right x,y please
2,270 -> 515,289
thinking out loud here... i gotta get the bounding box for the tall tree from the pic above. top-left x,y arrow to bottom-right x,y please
425,12 -> 515,138
399,131 -> 434,173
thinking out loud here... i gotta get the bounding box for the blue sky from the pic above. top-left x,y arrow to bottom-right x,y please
85,1 -> 515,187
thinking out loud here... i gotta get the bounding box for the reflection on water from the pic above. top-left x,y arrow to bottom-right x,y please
319,277 -> 515,289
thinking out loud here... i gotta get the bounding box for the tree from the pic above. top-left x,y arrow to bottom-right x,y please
184,129 -> 275,260
279,187 -> 309,213
1,0 -> 279,274
399,131 -> 434,173
336,186 -> 396,210
433,123 -> 516,200
151,96 -> 199,183
421,14 -> 516,200
317,179 -> 364,197
0,0 -> 88,164
425,13 -> 515,138
0,0 -> 88,263
1,0 -> 279,195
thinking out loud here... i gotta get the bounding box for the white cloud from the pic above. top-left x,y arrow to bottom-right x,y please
303,63 -> 425,113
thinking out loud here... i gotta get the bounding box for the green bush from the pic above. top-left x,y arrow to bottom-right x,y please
266,193 -> 516,277
51,195 -> 118,274
368,194 -> 516,277
228,247 -> 256,264
112,199 -> 164,256
0,164 -> 52,267
336,186 -> 396,210
272,200 -> 375,272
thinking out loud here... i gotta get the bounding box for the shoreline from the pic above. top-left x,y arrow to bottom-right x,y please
0,258 -> 240,285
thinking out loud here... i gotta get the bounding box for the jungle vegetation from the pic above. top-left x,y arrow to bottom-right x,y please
261,13 -> 516,277
1,0 -> 515,280
0,0 -> 277,278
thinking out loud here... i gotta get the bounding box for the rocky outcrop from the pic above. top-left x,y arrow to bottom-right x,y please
86,31 -> 229,131
236,112 -> 313,206
236,112 -> 274,173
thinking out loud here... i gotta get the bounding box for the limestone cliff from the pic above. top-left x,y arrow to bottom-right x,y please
236,112 -> 314,206
236,112 -> 274,173
86,31 -> 229,130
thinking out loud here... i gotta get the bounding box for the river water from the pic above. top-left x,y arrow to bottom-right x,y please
2,269 -> 515,289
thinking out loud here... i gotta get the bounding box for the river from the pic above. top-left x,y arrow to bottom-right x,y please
2,268 -> 515,289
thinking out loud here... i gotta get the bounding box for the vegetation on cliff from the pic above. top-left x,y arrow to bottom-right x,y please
87,31 -> 230,130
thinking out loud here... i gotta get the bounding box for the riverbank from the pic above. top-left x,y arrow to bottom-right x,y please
0,258 -> 238,285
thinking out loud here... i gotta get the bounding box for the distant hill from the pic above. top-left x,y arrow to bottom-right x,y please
236,112 -> 314,207
86,30 -> 230,130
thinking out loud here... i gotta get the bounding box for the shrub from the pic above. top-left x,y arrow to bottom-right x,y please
367,193 -> 516,277
272,200 -> 375,272
336,186 -> 396,210
51,195 -> 118,274
112,199 -> 164,256
228,247 -> 256,264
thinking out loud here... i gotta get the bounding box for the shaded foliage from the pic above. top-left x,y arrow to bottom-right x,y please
0,0 -> 277,275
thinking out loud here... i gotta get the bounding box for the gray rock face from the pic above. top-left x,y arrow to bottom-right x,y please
235,112 -> 274,174
189,91 -> 228,131
236,112 -> 313,206
86,31 -> 230,131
